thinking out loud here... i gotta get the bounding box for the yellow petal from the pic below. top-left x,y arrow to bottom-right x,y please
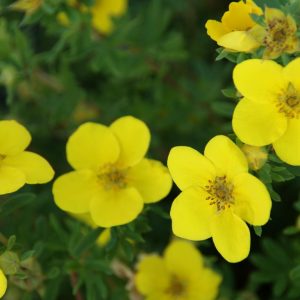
135,255 -> 170,296
205,20 -> 229,42
204,135 -> 248,178
89,187 -> 143,227
164,240 -> 203,277
265,7 -> 285,22
97,228 -> 111,247
233,98 -> 287,146
167,146 -> 216,191
110,116 -> 150,168
92,0 -> 127,34
273,119 -> 300,166
128,159 -> 172,204
0,120 -> 31,156
0,166 -> 25,195
0,269 -> 7,298
284,57 -> 300,90
170,187 -> 214,240
211,209 -> 250,263
53,170 -> 98,214
221,1 -> 259,31
67,122 -> 120,171
233,173 -> 272,225
233,59 -> 285,103
3,151 -> 54,184
218,31 -> 260,52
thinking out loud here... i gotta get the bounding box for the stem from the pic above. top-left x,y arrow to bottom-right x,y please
70,272 -> 84,300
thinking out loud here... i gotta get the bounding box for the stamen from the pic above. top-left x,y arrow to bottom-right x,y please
166,276 -> 185,297
205,176 -> 234,212
97,164 -> 127,190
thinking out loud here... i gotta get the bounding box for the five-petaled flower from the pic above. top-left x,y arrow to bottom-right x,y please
205,0 -> 262,52
233,58 -> 300,166
53,116 -> 172,228
0,269 -> 6,299
0,120 -> 54,195
135,240 -> 221,300
168,135 -> 272,263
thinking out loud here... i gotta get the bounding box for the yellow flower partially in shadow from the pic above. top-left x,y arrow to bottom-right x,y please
0,120 -> 54,195
168,135 -> 272,263
260,7 -> 300,59
135,240 -> 221,300
10,0 -> 42,14
232,58 -> 300,166
53,116 -> 172,228
240,144 -> 268,171
205,0 -> 262,52
0,269 -> 7,298
58,0 -> 127,34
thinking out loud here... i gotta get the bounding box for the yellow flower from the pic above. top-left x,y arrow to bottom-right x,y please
91,0 -> 128,34
168,135 -> 272,263
205,0 -> 262,52
10,0 -> 42,14
58,0 -> 127,34
240,144 -> 268,171
135,240 -> 221,300
260,7 -> 300,59
53,116 -> 172,228
232,58 -> 300,166
0,269 -> 7,298
0,120 -> 54,194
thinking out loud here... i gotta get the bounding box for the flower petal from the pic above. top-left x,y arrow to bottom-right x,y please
0,166 -> 25,195
218,31 -> 260,52
67,122 -> 120,171
164,240 -> 203,277
0,120 -> 31,156
53,170 -> 98,214
273,119 -> 300,166
128,158 -> 172,203
233,59 -> 285,103
204,135 -> 248,178
110,116 -> 150,168
205,20 -> 229,42
3,151 -> 54,184
211,210 -> 250,263
91,0 -> 127,34
90,187 -> 143,227
233,98 -> 287,146
168,146 -> 216,191
284,57 -> 300,90
135,255 -> 170,296
170,187 -> 214,241
233,173 -> 272,225
0,269 -> 7,298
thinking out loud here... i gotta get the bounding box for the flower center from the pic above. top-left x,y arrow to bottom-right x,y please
97,164 -> 127,190
263,17 -> 297,55
277,82 -> 300,119
166,276 -> 185,297
205,176 -> 234,211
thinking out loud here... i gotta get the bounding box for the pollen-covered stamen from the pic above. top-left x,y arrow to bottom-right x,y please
277,82 -> 300,119
263,17 -> 297,55
166,276 -> 186,297
205,176 -> 234,211
97,163 -> 127,190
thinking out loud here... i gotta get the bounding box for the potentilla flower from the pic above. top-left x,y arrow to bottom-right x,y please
0,269 -> 7,298
168,135 -> 272,263
240,144 -> 268,171
53,116 -> 172,228
260,7 -> 300,59
135,240 -> 221,300
205,0 -> 262,52
0,120 -> 54,194
232,58 -> 300,166
10,0 -> 42,14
